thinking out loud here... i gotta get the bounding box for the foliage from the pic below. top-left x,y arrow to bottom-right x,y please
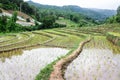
39,15 -> 56,29
117,6 -> 120,16
35,49 -> 75,80
28,1 -> 116,22
106,5 -> 120,23
0,16 -> 8,32
0,0 -> 35,15
0,12 -> 24,32
53,23 -> 66,28
0,9 -> 2,13
107,32 -> 120,46
11,12 -> 18,22
26,18 -> 30,22
106,16 -> 116,23
35,61 -> 55,80
116,15 -> 120,23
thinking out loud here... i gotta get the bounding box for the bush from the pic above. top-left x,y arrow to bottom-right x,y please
53,23 -> 66,28
106,33 -> 120,46
0,16 -> 7,32
79,20 -> 88,27
26,18 -> 31,22
0,9 -> 2,13
116,15 -> 120,23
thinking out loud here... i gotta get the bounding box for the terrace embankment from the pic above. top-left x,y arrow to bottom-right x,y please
49,37 -> 91,80
0,48 -> 69,80
65,36 -> 120,80
107,32 -> 120,46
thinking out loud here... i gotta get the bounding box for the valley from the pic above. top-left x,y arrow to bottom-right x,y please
0,0 -> 120,80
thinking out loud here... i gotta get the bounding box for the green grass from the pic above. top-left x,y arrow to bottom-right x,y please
56,18 -> 79,27
0,23 -> 120,80
108,32 -> 120,37
35,47 -> 77,80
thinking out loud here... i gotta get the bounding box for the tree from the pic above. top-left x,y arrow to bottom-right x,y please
22,2 -> 34,15
0,9 -> 2,13
7,12 -> 18,32
40,15 -> 56,29
0,16 -> 7,32
116,15 -> 120,23
117,6 -> 120,16
0,0 -> 10,4
116,6 -> 120,23
11,12 -> 18,22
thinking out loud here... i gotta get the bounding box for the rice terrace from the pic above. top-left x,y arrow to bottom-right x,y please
0,0 -> 120,80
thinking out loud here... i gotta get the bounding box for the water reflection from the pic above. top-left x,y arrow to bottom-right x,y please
65,49 -> 120,80
0,48 -> 69,80
65,37 -> 120,80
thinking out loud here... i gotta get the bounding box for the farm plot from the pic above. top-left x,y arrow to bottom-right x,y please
1,24 -> 119,80
0,31 -> 52,58
0,33 -> 30,49
43,29 -> 87,48
0,28 -> 88,80
0,48 -> 69,80
65,36 -> 120,80
0,35 -> 17,43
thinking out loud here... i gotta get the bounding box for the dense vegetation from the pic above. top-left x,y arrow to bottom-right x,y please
0,1 -> 120,80
27,1 -> 116,21
107,32 -> 120,46
0,0 -> 119,33
106,6 -> 120,23
0,12 -> 23,32
0,0 -> 35,15
0,0 -> 99,32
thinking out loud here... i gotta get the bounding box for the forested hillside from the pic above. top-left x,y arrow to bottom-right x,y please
0,0 -> 119,33
27,1 -> 116,21
0,0 -> 35,15
106,6 -> 120,23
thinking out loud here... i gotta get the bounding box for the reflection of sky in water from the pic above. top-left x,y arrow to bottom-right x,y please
0,48 -> 69,80
65,49 -> 120,80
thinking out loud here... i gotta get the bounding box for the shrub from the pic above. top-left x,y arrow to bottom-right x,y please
53,23 -> 66,28
26,18 -> 31,22
0,9 -> 2,13
106,33 -> 120,46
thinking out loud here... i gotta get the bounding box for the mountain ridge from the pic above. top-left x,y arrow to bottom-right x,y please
27,1 -> 116,21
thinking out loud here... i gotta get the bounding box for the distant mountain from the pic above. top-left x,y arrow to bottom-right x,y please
27,1 -> 116,21
63,5 -> 116,21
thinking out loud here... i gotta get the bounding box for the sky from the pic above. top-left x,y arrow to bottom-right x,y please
24,0 -> 120,10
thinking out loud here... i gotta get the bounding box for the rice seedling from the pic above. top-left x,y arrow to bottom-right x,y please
65,35 -> 120,80
0,48 -> 69,80
0,23 -> 120,80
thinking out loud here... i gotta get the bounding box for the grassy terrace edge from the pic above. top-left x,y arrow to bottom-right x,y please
35,37 -> 91,80
35,48 -> 75,80
106,32 -> 120,46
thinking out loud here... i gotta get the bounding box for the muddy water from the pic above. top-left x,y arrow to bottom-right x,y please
0,48 -> 69,80
65,37 -> 120,80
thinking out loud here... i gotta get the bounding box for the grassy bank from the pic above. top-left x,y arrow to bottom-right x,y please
35,49 -> 74,80
107,32 -> 120,46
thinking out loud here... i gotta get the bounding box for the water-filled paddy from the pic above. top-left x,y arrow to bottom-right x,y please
0,48 -> 69,80
65,49 -> 120,80
65,37 -> 120,80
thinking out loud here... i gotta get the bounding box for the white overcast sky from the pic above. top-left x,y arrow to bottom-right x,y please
24,0 -> 120,10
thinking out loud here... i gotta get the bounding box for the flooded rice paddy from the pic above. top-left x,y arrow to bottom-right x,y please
0,48 -> 69,80
65,37 -> 120,80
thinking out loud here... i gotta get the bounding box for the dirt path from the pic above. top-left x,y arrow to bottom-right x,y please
49,37 -> 91,80
64,36 -> 120,80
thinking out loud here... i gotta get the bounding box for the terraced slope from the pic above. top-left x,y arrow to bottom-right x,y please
0,28 -> 87,58
65,36 -> 120,80
0,27 -> 88,80
0,23 -> 120,80
64,24 -> 120,80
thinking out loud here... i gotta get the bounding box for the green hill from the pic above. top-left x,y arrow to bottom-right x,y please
27,1 -> 116,21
